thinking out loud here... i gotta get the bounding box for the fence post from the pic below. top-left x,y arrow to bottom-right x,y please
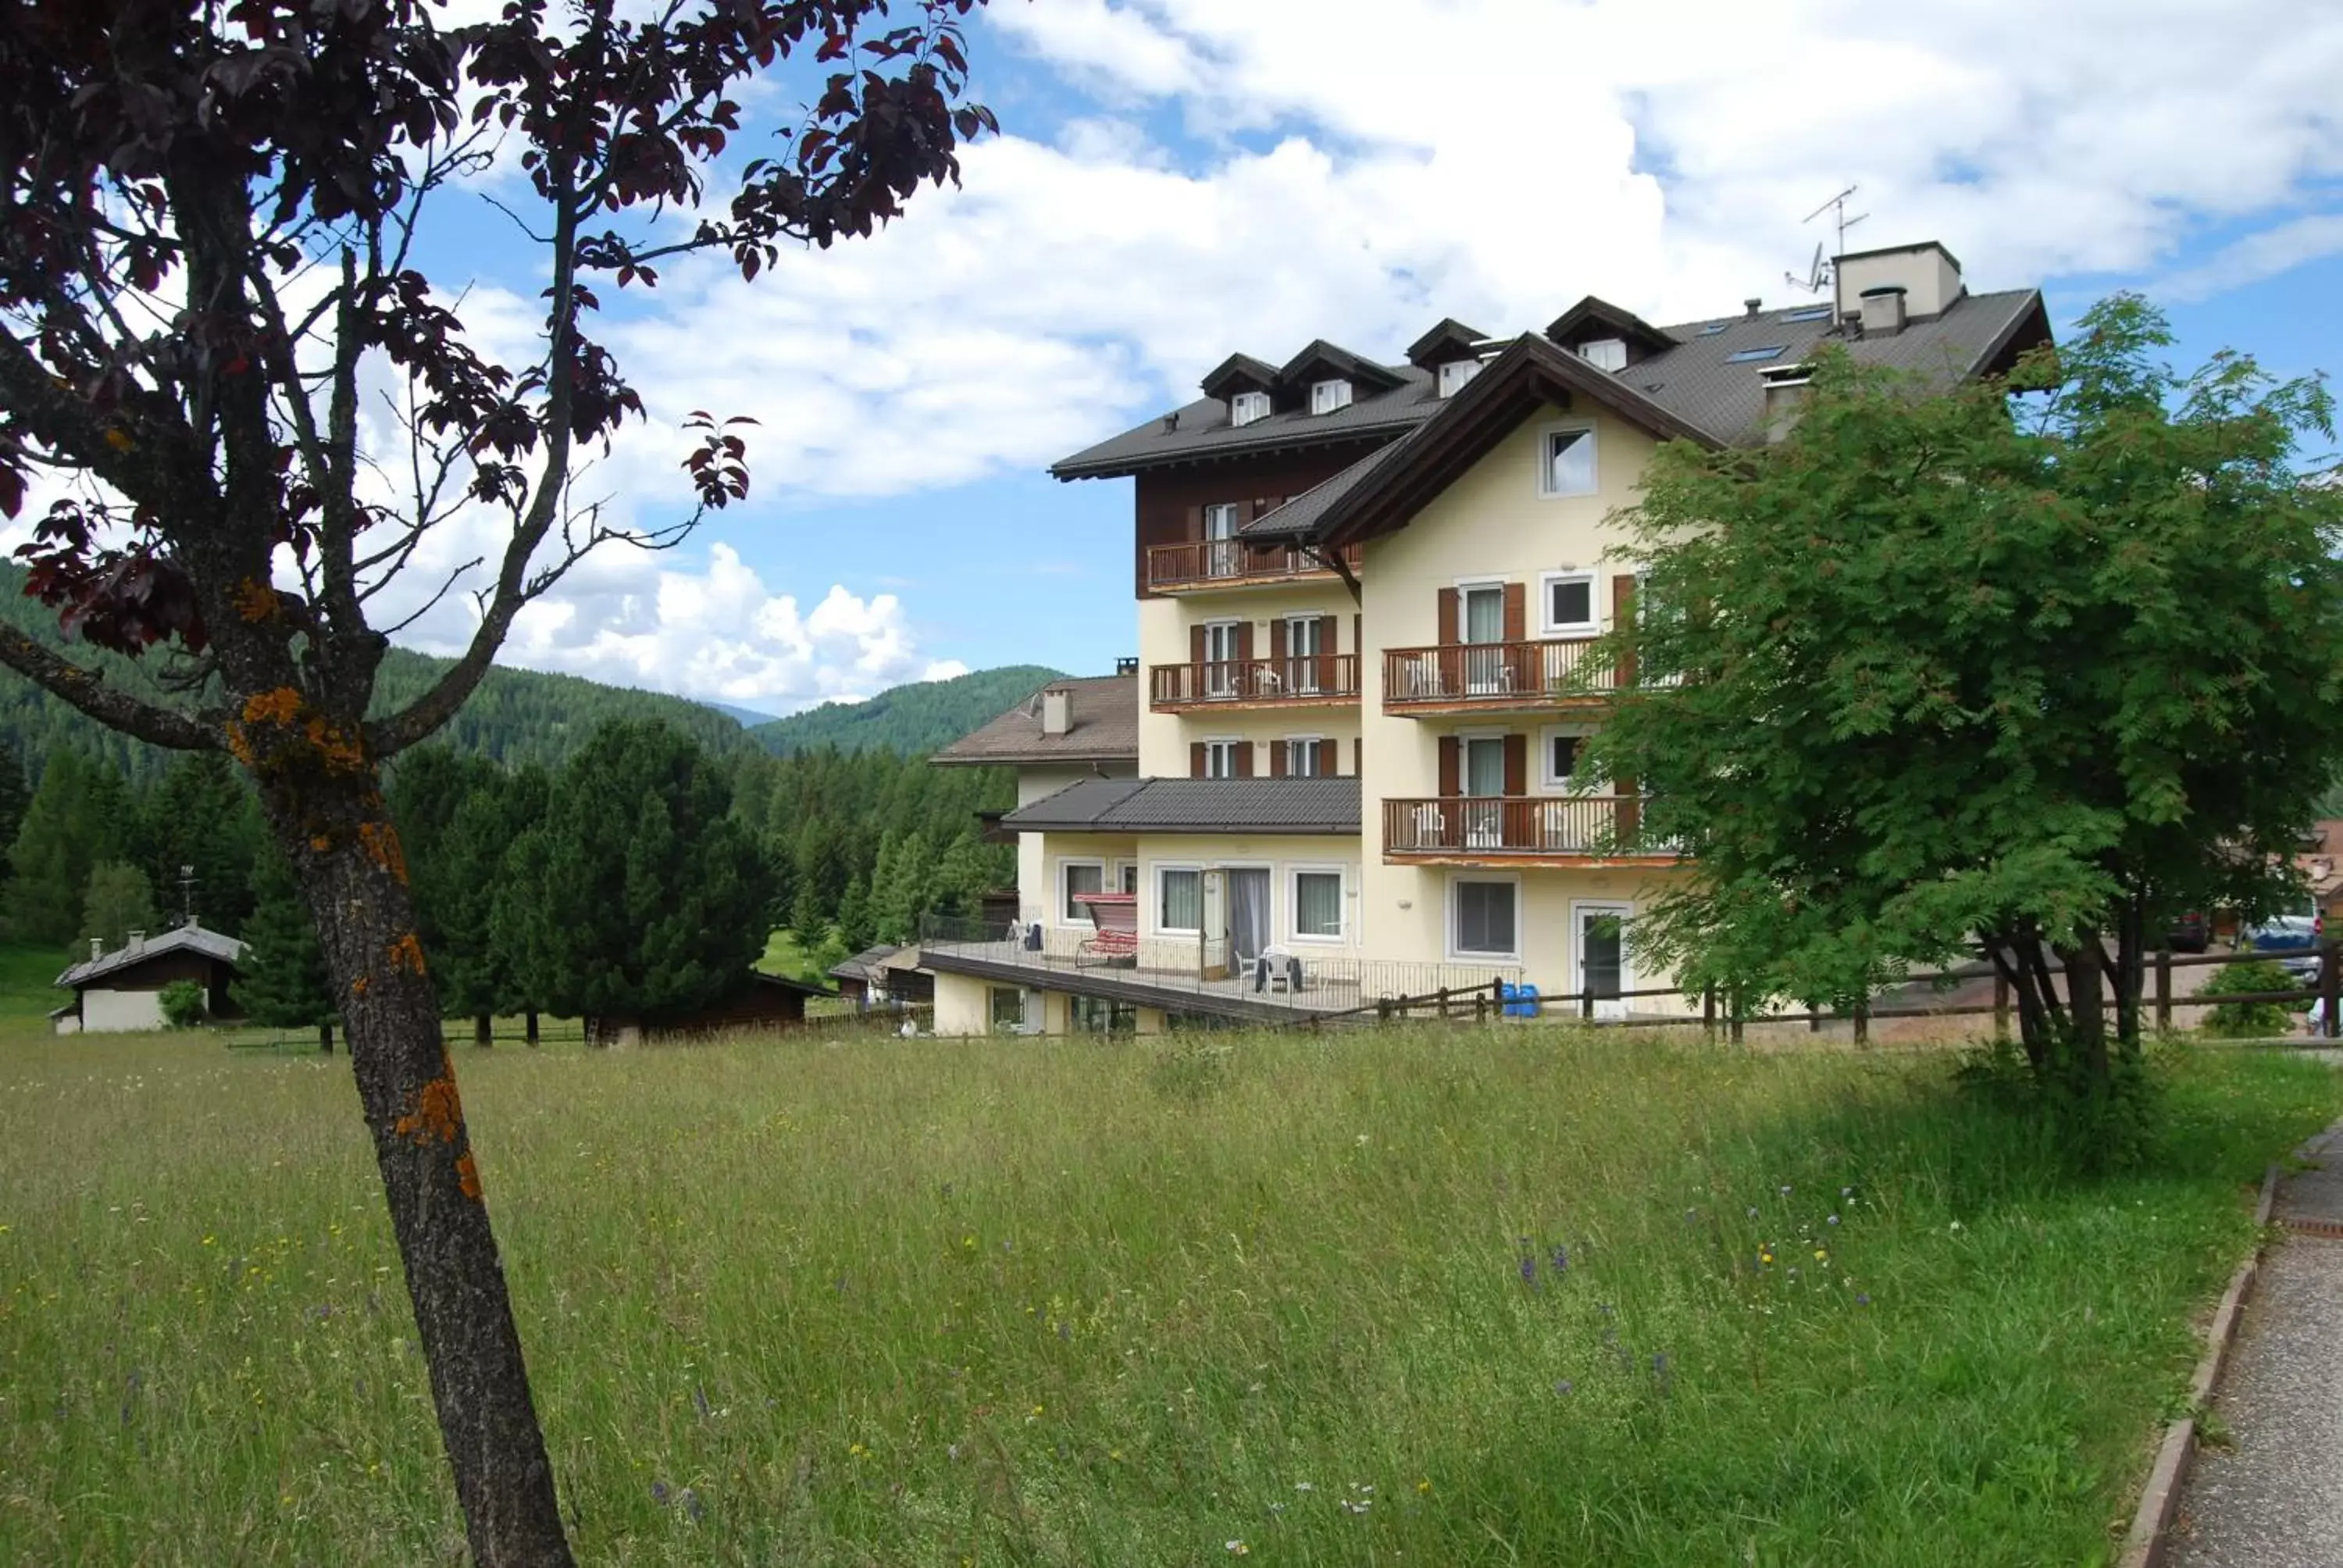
1435,985 -> 1450,1021
1992,973 -> 2010,1044
1475,989 -> 1488,1024
2154,949 -> 2172,1034
1702,984 -> 1716,1042
1377,998 -> 1393,1024
1582,985 -> 1595,1022
2315,942 -> 2334,1040
1728,989 -> 1743,1046
1807,1000 -> 1821,1034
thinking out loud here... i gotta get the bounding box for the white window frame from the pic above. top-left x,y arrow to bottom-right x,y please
1571,899 -> 1634,1019
1283,735 -> 1328,778
1201,737 -> 1243,780
1453,577 -> 1510,695
1111,859 -> 1140,896
1538,569 -> 1599,636
1154,863 -> 1204,935
1230,390 -> 1271,426
1436,358 -> 1482,397
1578,337 -> 1627,372
1289,864 -> 1349,945
1057,857 -> 1107,926
1537,419 -> 1599,500
1283,612 -> 1325,693
1539,724 -> 1595,793
1200,618 -> 1243,697
1310,377 -> 1353,415
1449,873 -> 1523,963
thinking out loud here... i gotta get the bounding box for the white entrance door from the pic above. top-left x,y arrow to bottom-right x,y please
1574,901 -> 1632,1020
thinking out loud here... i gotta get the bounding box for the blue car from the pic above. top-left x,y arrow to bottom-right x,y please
2243,901 -> 2324,982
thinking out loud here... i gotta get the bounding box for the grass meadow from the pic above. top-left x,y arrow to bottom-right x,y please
0,993 -> 2333,1565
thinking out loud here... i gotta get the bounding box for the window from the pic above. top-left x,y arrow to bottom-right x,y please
1118,862 -> 1139,895
1539,425 -> 1597,497
1453,878 -> 1518,959
1230,390 -> 1271,426
988,986 -> 1029,1035
1285,737 -> 1328,777
1061,861 -> 1104,923
1543,730 -> 1585,790
1285,614 -> 1324,693
1784,304 -> 1832,323
1202,503 -> 1243,578
1460,583 -> 1505,644
1159,867 -> 1203,932
1541,571 -> 1596,634
1725,344 -> 1788,364
1698,322 -> 1729,336
1071,995 -> 1137,1035
1293,870 -> 1344,940
1203,739 -> 1242,779
1437,358 -> 1482,397
1310,378 -> 1353,415
1578,337 -> 1627,372
1201,620 -> 1242,697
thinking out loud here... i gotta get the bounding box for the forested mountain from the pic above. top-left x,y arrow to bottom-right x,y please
748,665 -> 1064,757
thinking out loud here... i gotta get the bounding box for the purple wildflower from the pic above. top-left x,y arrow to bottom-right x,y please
1856,1292 -> 1871,1306
1550,1245 -> 1570,1274
681,1488 -> 704,1523
692,1385 -> 711,1420
651,1480 -> 671,1506
1519,1253 -> 1539,1286
1554,1378 -> 1574,1395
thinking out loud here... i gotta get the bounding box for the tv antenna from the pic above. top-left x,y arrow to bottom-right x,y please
178,863 -> 198,925
1785,184 -> 1867,295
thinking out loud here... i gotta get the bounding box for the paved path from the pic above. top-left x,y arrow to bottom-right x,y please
2170,1124 -> 2343,1567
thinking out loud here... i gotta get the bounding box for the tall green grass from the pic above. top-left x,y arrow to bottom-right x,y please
0,1025 -> 2329,1565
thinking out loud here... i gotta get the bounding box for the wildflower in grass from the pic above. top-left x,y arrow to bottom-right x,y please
1780,1185 -> 1792,1196
693,1385 -> 711,1420
1746,1207 -> 1760,1219
1856,1292 -> 1871,1306
651,1480 -> 671,1505
1518,1253 -> 1538,1286
1295,1481 -> 1314,1492
681,1488 -> 704,1523
1553,1379 -> 1573,1396
1418,1478 -> 1432,1494
1227,1541 -> 1250,1555
1828,1214 -> 1840,1226
1550,1245 -> 1570,1275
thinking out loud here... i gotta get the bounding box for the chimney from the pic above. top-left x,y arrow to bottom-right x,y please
1744,297 -> 1763,319
127,929 -> 145,950
1760,364 -> 1813,444
1040,688 -> 1071,736
1114,656 -> 1139,676
1834,240 -> 1964,321
1858,286 -> 1907,337
90,937 -> 102,960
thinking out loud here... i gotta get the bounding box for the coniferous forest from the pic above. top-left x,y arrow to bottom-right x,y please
2,563 -> 1027,1021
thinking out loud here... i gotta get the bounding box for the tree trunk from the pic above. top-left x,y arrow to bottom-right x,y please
525,1010 -> 540,1047
475,1011 -> 493,1049
2059,937 -> 2113,1090
319,1021 -> 335,1054
258,772 -> 573,1566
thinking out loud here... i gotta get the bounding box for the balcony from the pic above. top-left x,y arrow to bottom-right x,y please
1150,655 -> 1361,713
1381,796 -> 1678,864
1381,639 -> 1621,716
1146,540 -> 1362,594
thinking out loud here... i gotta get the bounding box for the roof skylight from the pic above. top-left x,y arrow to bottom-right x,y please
1726,344 -> 1788,364
1784,305 -> 1833,323
1699,323 -> 1728,335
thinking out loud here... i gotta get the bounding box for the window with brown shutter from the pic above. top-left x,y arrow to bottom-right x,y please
1502,582 -> 1526,641
1438,735 -> 1460,797
1503,733 -> 1528,796
1269,742 -> 1287,777
1269,618 -> 1287,665
1236,621 -> 1254,665
1437,587 -> 1459,647
1190,741 -> 1207,779
1236,741 -> 1255,778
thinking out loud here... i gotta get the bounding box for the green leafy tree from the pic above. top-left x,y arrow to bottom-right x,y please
1590,296 -> 2343,1122
158,979 -> 207,1029
234,848 -> 339,1053
80,861 -> 157,952
500,722 -> 772,1034
5,752 -> 132,944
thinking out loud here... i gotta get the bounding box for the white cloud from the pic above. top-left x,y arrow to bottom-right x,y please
2153,213 -> 2343,303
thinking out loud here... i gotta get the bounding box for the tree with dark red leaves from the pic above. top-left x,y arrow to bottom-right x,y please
0,2 -> 993,1560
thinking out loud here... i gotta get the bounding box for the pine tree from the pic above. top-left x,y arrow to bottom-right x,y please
835,873 -> 876,953
0,737 -> 27,884
235,848 -> 339,1052
80,861 -> 156,951
133,751 -> 265,933
4,752 -> 132,945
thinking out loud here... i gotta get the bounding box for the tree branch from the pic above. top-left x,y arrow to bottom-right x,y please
0,624 -> 219,751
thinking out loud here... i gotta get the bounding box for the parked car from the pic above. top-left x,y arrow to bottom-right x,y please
2242,900 -> 2324,982
2166,911 -> 2209,953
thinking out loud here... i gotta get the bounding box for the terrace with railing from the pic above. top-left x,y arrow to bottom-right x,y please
1145,540 -> 1362,593
1380,796 -> 1681,864
1148,654 -> 1361,711
1381,638 -> 1620,715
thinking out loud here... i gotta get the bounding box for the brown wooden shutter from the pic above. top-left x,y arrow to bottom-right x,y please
1503,733 -> 1528,796
1438,736 -> 1460,797
1236,742 -> 1255,778
1613,575 -> 1639,686
1270,618 -> 1287,664
1236,622 -> 1254,663
1190,741 -> 1207,779
1189,622 -> 1206,665
1353,612 -> 1361,655
1269,741 -> 1287,778
1320,614 -> 1340,690
1503,582 -> 1526,641
1186,504 -> 1204,540
1347,737 -> 1358,777
1437,587 -> 1458,647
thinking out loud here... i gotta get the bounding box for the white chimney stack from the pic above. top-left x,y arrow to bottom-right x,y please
90,937 -> 102,960
1040,689 -> 1071,736
1835,241 -> 1963,323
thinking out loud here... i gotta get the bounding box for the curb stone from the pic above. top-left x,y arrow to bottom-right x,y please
2120,1126 -> 2336,1567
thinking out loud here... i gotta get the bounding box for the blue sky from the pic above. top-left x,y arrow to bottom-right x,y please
337,1 -> 2343,714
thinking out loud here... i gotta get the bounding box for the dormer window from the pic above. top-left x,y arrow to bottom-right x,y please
1578,337 -> 1627,372
1310,379 -> 1353,415
1436,359 -> 1482,398
1230,390 -> 1271,427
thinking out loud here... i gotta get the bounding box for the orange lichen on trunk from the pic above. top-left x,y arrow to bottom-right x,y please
242,687 -> 302,726
310,834 -> 332,852
301,715 -> 369,775
230,577 -> 276,624
455,1151 -> 483,1201
358,821 -> 410,883
387,932 -> 427,975
350,975 -> 370,997
393,1053 -> 464,1147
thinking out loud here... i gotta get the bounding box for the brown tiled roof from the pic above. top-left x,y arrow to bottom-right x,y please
1002,776 -> 1360,836
929,674 -> 1139,768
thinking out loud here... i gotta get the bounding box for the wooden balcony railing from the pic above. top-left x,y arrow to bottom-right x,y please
1150,655 -> 1361,709
1380,638 -> 1618,711
1146,540 -> 1362,593
1382,796 -> 1673,859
